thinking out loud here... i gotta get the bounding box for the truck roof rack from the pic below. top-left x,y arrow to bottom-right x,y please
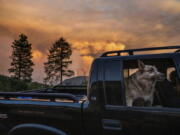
0,92 -> 78,102
101,45 -> 180,57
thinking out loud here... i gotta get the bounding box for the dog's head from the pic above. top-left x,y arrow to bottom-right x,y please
137,60 -> 165,82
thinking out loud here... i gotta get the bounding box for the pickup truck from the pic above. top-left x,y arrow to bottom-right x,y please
0,46 -> 180,135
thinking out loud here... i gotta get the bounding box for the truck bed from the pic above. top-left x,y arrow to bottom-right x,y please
0,86 -> 87,135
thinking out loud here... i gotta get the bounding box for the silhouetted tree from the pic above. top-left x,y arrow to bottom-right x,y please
44,37 -> 74,85
9,34 -> 34,82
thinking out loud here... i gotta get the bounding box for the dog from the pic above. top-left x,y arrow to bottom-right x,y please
125,60 -> 165,107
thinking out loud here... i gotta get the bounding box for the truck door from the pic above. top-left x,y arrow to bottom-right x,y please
101,58 -> 180,135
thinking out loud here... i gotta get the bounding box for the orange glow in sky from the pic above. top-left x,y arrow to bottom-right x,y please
1,0 -> 180,82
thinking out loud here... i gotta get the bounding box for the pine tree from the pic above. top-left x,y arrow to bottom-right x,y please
9,34 -> 34,82
44,37 -> 74,85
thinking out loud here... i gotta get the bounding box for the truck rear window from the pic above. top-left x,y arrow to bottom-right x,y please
123,58 -> 180,108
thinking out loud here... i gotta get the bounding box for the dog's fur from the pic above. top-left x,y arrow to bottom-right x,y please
125,60 -> 165,107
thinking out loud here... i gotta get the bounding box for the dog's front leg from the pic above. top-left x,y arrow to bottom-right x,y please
146,95 -> 154,106
126,98 -> 133,107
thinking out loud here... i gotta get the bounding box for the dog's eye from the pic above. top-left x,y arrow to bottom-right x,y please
149,68 -> 154,72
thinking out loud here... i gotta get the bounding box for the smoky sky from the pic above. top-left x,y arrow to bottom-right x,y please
1,0 -> 180,82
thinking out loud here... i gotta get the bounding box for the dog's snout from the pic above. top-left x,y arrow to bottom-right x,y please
157,72 -> 165,81
160,72 -> 165,78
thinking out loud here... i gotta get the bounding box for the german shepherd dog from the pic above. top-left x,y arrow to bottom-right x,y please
125,60 -> 165,107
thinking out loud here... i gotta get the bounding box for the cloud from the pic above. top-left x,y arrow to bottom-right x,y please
161,0 -> 180,14
0,36 -> 12,74
1,0 -> 180,82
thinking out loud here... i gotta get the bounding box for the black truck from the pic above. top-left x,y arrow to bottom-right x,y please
0,46 -> 180,135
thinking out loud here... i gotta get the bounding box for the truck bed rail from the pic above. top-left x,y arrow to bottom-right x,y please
0,92 -> 78,102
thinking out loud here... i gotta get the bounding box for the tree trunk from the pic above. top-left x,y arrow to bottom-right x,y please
60,59 -> 63,84
18,55 -> 21,80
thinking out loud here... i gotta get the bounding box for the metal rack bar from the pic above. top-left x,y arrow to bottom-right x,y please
101,45 -> 180,57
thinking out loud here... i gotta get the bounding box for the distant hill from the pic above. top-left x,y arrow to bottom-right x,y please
61,76 -> 88,86
0,75 -> 45,92
0,75 -> 89,92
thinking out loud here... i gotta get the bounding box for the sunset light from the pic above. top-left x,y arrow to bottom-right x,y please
1,0 -> 180,82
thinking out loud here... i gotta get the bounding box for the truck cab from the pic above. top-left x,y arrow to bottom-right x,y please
84,46 -> 180,135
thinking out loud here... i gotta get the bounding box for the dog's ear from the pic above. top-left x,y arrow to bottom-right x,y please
138,60 -> 145,70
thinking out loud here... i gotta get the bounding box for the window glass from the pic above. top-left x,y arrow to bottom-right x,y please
104,60 -> 122,105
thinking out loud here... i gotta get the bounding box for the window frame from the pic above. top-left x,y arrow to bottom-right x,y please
174,55 -> 180,78
104,54 -> 180,111
122,56 -> 180,107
